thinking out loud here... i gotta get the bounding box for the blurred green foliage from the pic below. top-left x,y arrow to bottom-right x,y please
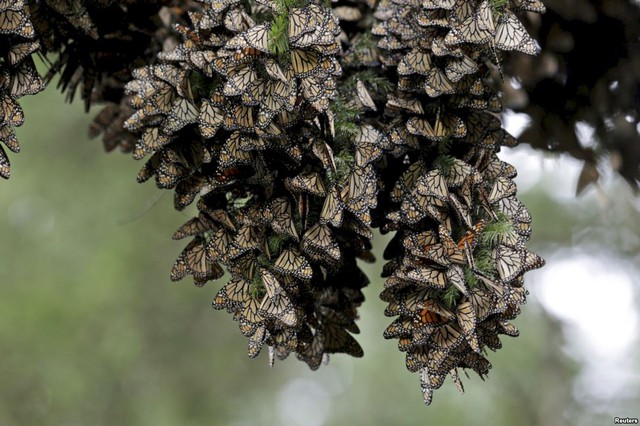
1,86 -> 638,425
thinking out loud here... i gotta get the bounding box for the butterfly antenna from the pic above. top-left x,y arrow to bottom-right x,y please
117,190 -> 166,225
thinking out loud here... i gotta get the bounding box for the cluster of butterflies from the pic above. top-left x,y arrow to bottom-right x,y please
367,0 -> 545,404
0,0 -> 44,179
119,0 -> 389,368
0,0 -> 548,406
379,151 -> 544,404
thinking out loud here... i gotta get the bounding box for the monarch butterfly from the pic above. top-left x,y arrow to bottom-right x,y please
226,23 -> 270,52
495,244 -> 545,283
498,320 -> 519,337
386,93 -> 424,115
428,356 -> 458,384
172,213 -> 216,240
422,0 -> 455,9
142,84 -> 174,116
322,307 -> 360,334
238,295 -> 264,337
416,8 -> 449,29
431,35 -> 463,58
0,144 -> 11,179
300,74 -> 326,107
424,67 -> 456,97
133,127 -> 171,160
468,288 -> 495,322
138,149 -> 185,189
162,97 -> 198,134
488,176 -> 517,204
214,278 -> 251,311
494,11 -> 540,55
439,157 -> 475,188
431,323 -> 464,350
496,195 -> 527,221
421,242 -> 455,267
224,8 -> 252,34
415,169 -> 449,201
447,264 -> 468,295
403,229 -> 438,254
223,105 -> 254,131
416,299 -> 454,326
153,64 -> 186,92
448,193 -> 473,228
258,269 -> 298,327
288,7 -> 316,42
291,49 -> 321,78
200,206 -> 236,232
171,237 -> 224,282
353,125 -> 385,167
321,321 -> 364,357
400,192 -> 446,225
5,40 -> 39,66
0,8 -> 27,34
274,249 -> 313,281
445,0 -> 494,46
198,99 -> 223,139
343,166 -> 377,222
301,224 -> 341,262
484,158 -> 518,181
228,225 -> 263,259
405,266 -> 448,289
311,139 -> 336,172
0,124 -> 18,153
285,172 -> 327,197
391,160 -> 426,202
218,133 -> 252,169
319,186 -> 343,227
456,301 -> 480,352
398,48 -> 432,76
511,0 -> 546,13
406,346 -> 429,373
264,197 -> 298,240
234,203 -> 267,227
273,327 -> 298,358
222,65 -> 256,98
296,330 -> 325,370
445,55 -> 479,83
384,299 -> 403,317
355,80 -> 377,111
247,324 -> 269,359
228,253 -> 259,283
8,61 -> 44,97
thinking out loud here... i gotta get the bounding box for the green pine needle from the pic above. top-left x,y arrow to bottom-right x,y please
434,154 -> 456,176
442,285 -> 461,309
268,15 -> 289,60
437,138 -> 453,155
330,97 -> 361,145
250,274 -> 266,299
481,215 -> 516,247
491,0 -> 508,13
344,70 -> 394,96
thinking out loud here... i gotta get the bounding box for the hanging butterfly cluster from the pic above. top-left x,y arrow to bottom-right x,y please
0,0 -> 548,405
0,1 -> 44,179
370,0 -> 546,404
123,0 -> 379,368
